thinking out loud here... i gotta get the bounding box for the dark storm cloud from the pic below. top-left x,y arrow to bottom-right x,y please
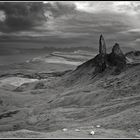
0,2 -> 48,32
0,1 -> 140,51
0,2 -> 76,32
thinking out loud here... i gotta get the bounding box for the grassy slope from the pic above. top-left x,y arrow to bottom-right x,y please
0,52 -> 140,138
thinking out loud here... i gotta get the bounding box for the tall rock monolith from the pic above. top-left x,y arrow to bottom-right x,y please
99,34 -> 106,55
98,35 -> 107,71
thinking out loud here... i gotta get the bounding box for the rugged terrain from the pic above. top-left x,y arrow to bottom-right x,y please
0,35 -> 140,138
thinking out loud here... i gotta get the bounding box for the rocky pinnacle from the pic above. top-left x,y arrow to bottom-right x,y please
99,34 -> 106,55
97,35 -> 126,73
75,35 -> 127,75
112,43 -> 124,57
98,35 -> 107,71
109,43 -> 126,66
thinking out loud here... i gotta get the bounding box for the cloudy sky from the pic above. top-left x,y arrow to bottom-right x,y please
0,1 -> 140,50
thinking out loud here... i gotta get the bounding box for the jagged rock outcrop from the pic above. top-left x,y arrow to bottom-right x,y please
107,43 -> 126,73
75,35 -> 127,75
125,51 -> 140,57
112,43 -> 124,57
98,36 -> 126,73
